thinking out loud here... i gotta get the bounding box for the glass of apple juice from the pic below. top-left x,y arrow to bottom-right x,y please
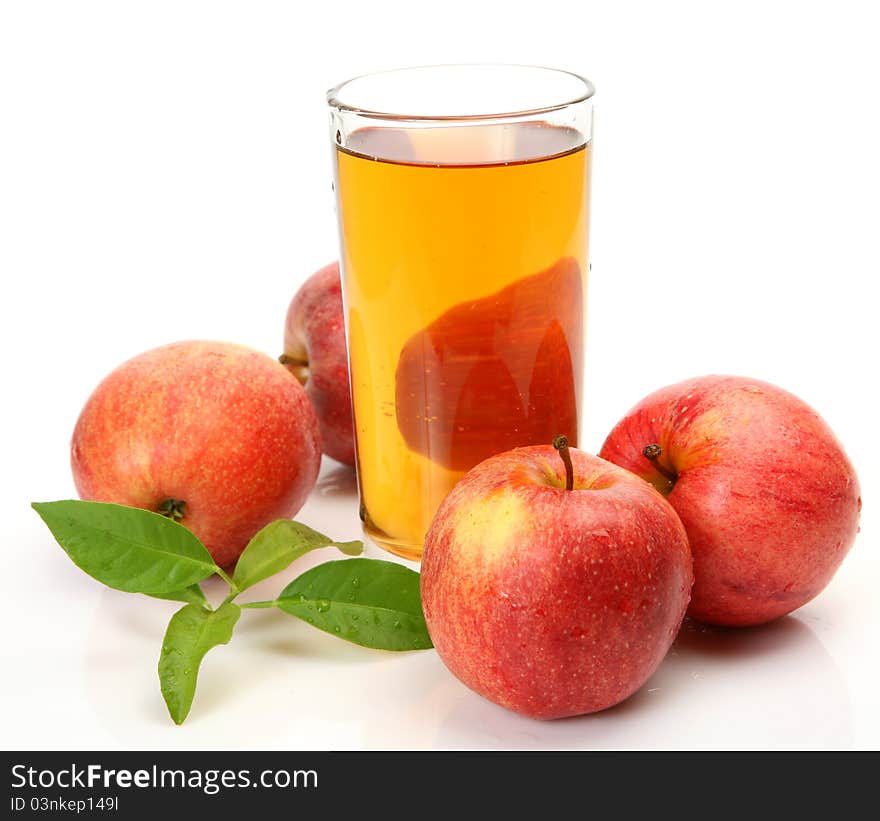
327,65 -> 594,560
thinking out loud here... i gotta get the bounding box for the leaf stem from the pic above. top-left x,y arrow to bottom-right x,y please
240,600 -> 277,609
213,565 -> 239,596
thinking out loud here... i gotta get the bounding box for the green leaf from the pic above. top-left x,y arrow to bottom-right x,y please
275,558 -> 432,651
146,585 -> 210,609
32,500 -> 218,595
158,602 -> 241,725
232,519 -> 362,594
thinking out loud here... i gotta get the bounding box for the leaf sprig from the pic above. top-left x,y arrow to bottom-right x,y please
32,500 -> 432,724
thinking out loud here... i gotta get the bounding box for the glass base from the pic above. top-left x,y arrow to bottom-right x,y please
363,520 -> 424,563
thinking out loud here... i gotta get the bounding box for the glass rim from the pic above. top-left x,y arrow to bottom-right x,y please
326,63 -> 595,122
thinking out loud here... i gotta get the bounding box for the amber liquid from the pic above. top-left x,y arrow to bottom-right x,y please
334,122 -> 591,559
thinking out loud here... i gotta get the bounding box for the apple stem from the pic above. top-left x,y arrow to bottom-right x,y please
642,444 -> 677,483
278,353 -> 310,386
552,434 -> 574,491
157,498 -> 186,522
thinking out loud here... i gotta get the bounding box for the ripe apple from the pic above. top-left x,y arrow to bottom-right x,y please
599,375 -> 861,627
421,439 -> 693,720
282,262 -> 355,466
71,341 -> 322,568
395,257 -> 583,471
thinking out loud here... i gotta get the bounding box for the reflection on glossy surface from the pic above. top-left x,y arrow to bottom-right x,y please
79,566 -> 851,747
362,615 -> 851,749
314,461 -> 358,498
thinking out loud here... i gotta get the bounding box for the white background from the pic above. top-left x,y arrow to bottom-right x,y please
1,0 -> 878,750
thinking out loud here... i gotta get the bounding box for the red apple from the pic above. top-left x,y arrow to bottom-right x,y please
71,340 -> 321,568
421,441 -> 693,719
599,375 -> 861,627
282,262 -> 355,466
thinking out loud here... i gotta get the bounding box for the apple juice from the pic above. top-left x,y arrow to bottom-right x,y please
334,122 -> 591,559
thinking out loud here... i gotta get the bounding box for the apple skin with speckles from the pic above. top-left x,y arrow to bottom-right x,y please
421,446 -> 693,720
599,375 -> 861,627
71,341 -> 322,568
282,261 -> 355,467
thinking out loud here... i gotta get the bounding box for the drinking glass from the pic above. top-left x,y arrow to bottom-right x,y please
328,64 -> 594,560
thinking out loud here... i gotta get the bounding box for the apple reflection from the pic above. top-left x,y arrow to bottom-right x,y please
362,614 -> 851,749
395,257 -> 583,471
